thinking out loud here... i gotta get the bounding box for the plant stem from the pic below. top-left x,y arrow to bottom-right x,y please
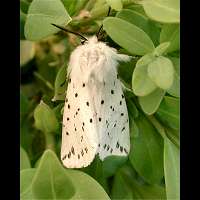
34,72 -> 54,91
44,132 -> 56,151
146,115 -> 166,139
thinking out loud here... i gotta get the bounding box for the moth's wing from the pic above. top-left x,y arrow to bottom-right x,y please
61,79 -> 98,168
95,78 -> 130,160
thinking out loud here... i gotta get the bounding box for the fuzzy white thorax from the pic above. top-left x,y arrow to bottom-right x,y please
61,35 -> 131,168
68,36 -> 130,83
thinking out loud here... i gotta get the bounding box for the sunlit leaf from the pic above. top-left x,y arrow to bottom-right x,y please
164,137 -> 180,199
103,17 -> 155,55
34,100 -> 59,133
147,56 -> 174,90
142,0 -> 180,23
25,0 -> 72,41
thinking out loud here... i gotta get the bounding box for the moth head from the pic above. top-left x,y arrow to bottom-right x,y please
84,36 -> 98,45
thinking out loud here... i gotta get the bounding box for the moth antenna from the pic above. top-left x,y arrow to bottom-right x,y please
96,6 -> 111,40
51,23 -> 88,41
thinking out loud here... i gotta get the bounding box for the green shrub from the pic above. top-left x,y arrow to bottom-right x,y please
20,0 -> 180,199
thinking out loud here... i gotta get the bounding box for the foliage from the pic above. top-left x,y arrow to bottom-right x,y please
20,0 -> 180,199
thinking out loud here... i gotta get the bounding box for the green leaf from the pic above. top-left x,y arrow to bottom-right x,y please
153,42 -> 170,56
147,56 -> 174,90
102,156 -> 128,178
167,57 -> 180,97
117,55 -> 135,84
61,0 -> 87,16
21,154 -> 110,200
139,88 -> 165,115
116,9 -> 149,32
20,169 -> 35,200
61,0 -> 76,16
129,114 -> 163,184
125,4 -> 146,16
106,0 -> 122,11
126,98 -> 139,119
164,137 -> 180,199
34,100 -> 59,133
20,40 -> 35,66
65,169 -> 110,199
111,165 -> 166,199
20,10 -> 26,39
20,92 -> 29,118
103,17 -> 155,55
25,0 -> 72,41
31,150 -> 75,199
129,114 -> 164,184
20,0 -> 30,14
52,63 -> 68,101
130,117 -> 139,139
156,96 -> 180,130
160,24 -> 180,53
165,128 -> 180,148
142,0 -> 180,23
116,9 -> 160,45
20,147 -> 31,170
132,53 -> 157,96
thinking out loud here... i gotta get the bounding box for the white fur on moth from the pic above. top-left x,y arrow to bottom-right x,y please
61,36 -> 130,168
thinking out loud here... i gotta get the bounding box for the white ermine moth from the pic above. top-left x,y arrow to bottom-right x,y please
61,36 -> 130,168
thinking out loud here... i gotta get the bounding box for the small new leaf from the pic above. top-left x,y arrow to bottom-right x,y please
147,56 -> 174,90
34,100 -> 59,133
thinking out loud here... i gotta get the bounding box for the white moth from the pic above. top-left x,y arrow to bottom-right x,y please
61,36 -> 130,168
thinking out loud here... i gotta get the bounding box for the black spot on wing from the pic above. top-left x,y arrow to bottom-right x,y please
71,146 -> 75,155
116,142 -> 119,148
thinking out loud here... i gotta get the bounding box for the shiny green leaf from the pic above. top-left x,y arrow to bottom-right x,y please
116,9 -> 160,45
31,150 -> 75,199
148,56 -> 174,90
20,147 -> 31,170
129,114 -> 164,184
153,42 -> 170,56
126,98 -> 139,119
167,57 -> 180,97
25,0 -> 72,41
112,165 -> 166,199
156,96 -> 180,130
139,88 -> 165,115
164,137 -> 180,199
103,17 -> 155,55
20,169 -> 35,200
106,0 -> 122,11
65,169 -> 110,199
132,53 -> 157,96
160,24 -> 180,53
142,0 -> 180,23
34,100 -> 59,133
102,156 -> 127,177
52,63 -> 68,101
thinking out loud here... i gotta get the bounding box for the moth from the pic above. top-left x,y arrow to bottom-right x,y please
52,24 -> 131,168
